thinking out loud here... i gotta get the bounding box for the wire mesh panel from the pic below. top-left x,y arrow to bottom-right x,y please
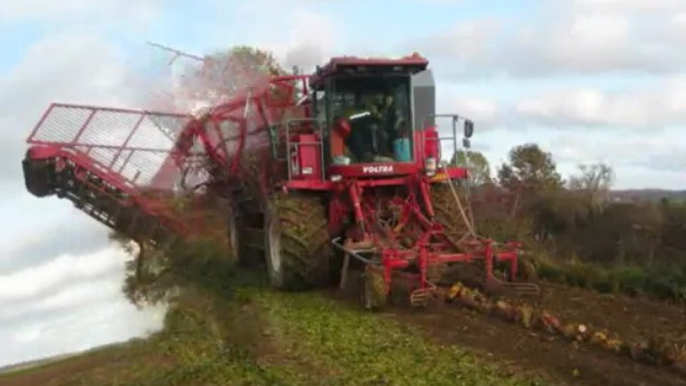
28,103 -> 193,190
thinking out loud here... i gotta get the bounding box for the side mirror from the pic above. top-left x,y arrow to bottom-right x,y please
464,119 -> 474,138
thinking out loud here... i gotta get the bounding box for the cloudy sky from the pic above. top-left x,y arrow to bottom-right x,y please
0,0 -> 685,367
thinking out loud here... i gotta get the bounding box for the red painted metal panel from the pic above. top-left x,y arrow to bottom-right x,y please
328,162 -> 419,178
291,134 -> 321,181
27,103 -> 194,190
309,54 -> 429,86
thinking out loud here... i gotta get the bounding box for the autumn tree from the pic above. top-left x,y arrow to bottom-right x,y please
497,143 -> 563,192
568,162 -> 615,213
451,150 -> 492,186
174,45 -> 288,111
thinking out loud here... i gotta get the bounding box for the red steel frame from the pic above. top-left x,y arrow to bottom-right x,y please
26,103 -> 199,237
325,172 -> 522,296
27,103 -> 192,184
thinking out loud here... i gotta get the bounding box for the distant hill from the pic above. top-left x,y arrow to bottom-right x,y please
0,353 -> 77,376
0,343 -> 120,376
610,190 -> 686,203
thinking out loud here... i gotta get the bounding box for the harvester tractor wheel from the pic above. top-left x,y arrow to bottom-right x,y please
361,266 -> 387,311
264,193 -> 332,291
22,157 -> 54,198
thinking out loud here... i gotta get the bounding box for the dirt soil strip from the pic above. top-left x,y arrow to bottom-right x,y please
333,275 -> 686,386
528,282 -> 686,341
389,302 -> 686,386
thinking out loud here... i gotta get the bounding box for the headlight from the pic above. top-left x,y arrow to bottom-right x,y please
425,157 -> 437,177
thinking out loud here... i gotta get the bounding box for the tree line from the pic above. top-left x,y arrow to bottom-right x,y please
455,143 -> 686,302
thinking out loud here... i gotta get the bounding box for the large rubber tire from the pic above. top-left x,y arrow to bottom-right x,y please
23,158 -> 54,198
264,193 -> 332,291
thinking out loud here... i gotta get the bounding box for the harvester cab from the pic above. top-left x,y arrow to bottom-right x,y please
285,54 -> 474,187
314,57 -> 420,167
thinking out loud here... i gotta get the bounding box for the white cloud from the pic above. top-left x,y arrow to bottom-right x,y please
15,325 -> 42,343
222,2 -> 337,72
456,97 -> 499,120
567,0 -> 685,14
280,9 -> 336,70
0,212 -> 111,275
0,32 -> 166,185
552,132 -> 668,165
548,128 -> 686,188
0,32 -> 131,254
0,246 -> 165,366
0,247 -> 124,305
669,13 -> 686,45
4,33 -> 136,110
438,75 -> 686,131
516,76 -> 686,127
410,0 -> 686,78
418,0 -> 467,3
477,126 -> 686,189
441,96 -> 501,129
0,0 -> 159,24
406,18 -> 501,65
2,298 -> 164,365
511,7 -> 686,76
0,0 -> 102,20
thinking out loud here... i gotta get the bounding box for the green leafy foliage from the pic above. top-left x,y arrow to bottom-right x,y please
497,143 -> 563,193
254,289 -> 541,386
568,162 -> 614,213
451,150 -> 492,186
472,143 -> 686,302
113,232 -> 234,307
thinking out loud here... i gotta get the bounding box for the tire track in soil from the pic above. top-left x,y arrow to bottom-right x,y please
389,302 -> 686,386
331,275 -> 686,386
528,283 -> 686,341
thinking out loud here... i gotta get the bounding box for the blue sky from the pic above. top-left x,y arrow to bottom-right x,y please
0,0 -> 685,366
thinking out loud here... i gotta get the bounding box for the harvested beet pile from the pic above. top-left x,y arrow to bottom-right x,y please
446,281 -> 686,371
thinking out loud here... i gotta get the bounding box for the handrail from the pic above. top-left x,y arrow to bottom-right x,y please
422,114 -> 462,164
